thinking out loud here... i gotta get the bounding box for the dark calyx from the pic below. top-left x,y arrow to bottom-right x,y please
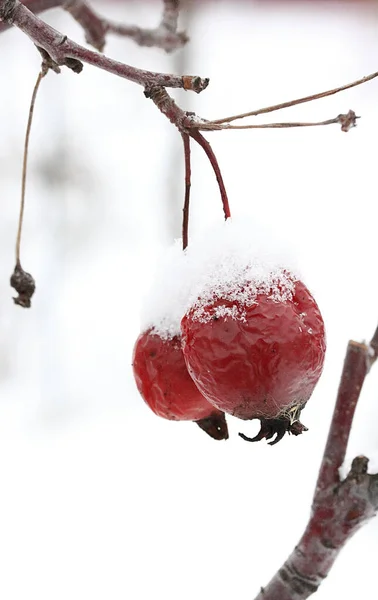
10,262 -> 36,308
196,411 -> 229,441
239,416 -> 308,446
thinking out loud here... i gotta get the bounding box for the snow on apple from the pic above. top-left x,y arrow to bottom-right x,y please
137,217 -> 326,444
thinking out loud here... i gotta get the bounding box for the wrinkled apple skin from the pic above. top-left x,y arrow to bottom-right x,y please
181,280 -> 326,421
132,330 -> 229,440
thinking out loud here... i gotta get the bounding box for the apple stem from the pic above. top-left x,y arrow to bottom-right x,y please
181,132 -> 191,250
189,129 -> 231,220
16,69 -> 46,266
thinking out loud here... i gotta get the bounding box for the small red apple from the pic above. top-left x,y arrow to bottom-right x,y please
132,329 -> 229,440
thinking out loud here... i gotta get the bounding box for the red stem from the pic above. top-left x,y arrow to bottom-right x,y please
181,133 -> 191,251
189,130 -> 231,220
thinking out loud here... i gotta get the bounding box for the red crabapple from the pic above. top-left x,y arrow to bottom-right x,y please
181,273 -> 326,444
132,329 -> 229,440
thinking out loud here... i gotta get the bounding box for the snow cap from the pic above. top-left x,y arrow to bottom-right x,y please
140,216 -> 301,338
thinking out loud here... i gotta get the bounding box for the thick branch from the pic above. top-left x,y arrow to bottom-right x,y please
254,339 -> 378,600
0,0 -> 60,32
0,0 -> 207,91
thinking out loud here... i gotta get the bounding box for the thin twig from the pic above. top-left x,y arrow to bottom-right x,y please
217,119 -> 338,130
16,69 -> 45,265
212,71 -> 378,124
181,133 -> 191,251
204,113 -> 357,132
189,130 -> 231,220
63,0 -> 188,53
161,0 -> 180,32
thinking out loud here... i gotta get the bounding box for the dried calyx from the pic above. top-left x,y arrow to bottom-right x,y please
10,262 -> 36,308
196,412 -> 229,441
239,414 -> 308,446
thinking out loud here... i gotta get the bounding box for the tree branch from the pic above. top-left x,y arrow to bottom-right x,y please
0,0 -> 188,52
0,0 -> 60,32
63,0 -> 188,53
0,0 -> 206,91
253,337 -> 378,600
212,71 -> 378,125
199,110 -> 359,133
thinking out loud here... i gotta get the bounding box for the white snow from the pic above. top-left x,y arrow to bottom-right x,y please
140,216 -> 301,336
2,2 -> 378,600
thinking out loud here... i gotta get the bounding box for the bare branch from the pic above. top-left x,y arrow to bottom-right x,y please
253,337 -> 378,600
0,0 -> 60,32
0,0 -> 207,91
63,0 -> 188,53
212,71 -> 378,124
145,85 -> 195,128
63,0 -> 107,52
1,0 -> 188,52
161,0 -> 180,32
199,111 -> 359,132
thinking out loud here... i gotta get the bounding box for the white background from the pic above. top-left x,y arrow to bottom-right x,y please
1,1 -> 378,598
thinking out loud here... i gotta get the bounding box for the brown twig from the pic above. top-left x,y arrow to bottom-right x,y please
200,111 -> 359,133
63,0 -> 188,53
9,65 -> 46,309
0,0 -> 188,51
212,71 -> 378,125
0,0 -> 207,91
253,337 -> 378,600
15,69 -> 46,265
181,133 -> 191,251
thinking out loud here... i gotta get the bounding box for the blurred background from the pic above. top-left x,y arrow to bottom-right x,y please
1,0 -> 378,598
